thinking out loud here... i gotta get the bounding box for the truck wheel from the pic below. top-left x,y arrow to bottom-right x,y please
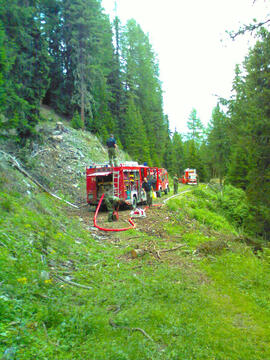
132,196 -> 137,209
157,190 -> 161,198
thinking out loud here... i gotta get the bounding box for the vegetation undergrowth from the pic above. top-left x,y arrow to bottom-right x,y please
1,168 -> 270,359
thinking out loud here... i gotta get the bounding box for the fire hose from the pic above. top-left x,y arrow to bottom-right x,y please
94,194 -> 136,232
93,194 -> 163,232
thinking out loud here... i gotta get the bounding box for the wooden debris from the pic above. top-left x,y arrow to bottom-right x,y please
53,274 -> 92,290
0,150 -> 79,209
130,243 -> 186,260
130,248 -> 146,259
159,244 -> 186,253
109,319 -> 154,342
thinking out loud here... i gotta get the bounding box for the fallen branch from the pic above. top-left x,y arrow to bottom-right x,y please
53,274 -> 92,290
31,148 -> 50,158
159,244 -> 186,253
0,150 -> 79,209
126,236 -> 142,240
109,319 -> 154,342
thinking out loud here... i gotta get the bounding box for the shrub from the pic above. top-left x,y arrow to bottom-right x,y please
220,185 -> 251,227
71,111 -> 84,130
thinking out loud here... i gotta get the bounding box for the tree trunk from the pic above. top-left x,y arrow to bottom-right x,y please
81,81 -> 85,129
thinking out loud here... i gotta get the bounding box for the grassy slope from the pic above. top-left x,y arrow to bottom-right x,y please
1,166 -> 270,359
1,109 -> 270,359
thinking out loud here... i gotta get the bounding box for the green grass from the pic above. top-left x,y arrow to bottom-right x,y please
1,170 -> 270,359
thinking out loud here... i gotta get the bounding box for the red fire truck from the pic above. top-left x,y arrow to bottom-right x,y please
147,167 -> 170,197
86,162 -> 169,207
86,162 -> 148,208
181,168 -> 198,185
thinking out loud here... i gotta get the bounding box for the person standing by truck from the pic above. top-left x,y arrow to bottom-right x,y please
142,177 -> 152,207
173,174 -> 179,194
106,134 -> 117,166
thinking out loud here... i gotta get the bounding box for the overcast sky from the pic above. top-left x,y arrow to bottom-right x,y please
102,0 -> 270,133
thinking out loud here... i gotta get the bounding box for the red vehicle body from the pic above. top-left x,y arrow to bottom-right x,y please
181,168 -> 198,185
147,167 -> 169,197
86,162 -> 169,207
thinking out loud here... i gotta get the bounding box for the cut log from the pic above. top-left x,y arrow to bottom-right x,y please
130,249 -> 146,259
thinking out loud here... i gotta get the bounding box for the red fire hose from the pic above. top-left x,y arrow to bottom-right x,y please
94,194 -> 136,232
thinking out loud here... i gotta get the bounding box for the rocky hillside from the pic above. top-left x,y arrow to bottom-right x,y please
1,106 -> 131,203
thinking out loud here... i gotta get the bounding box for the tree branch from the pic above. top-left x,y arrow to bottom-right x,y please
53,274 -> 92,290
109,319 -> 154,342
228,19 -> 270,40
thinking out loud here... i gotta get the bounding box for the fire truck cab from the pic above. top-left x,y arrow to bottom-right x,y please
181,168 -> 198,185
86,162 -> 148,208
147,167 -> 169,197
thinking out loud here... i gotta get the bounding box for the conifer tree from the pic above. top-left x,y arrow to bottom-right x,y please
0,21 -> 7,112
171,131 -> 185,176
41,0 -> 65,113
0,0 -> 50,141
123,96 -> 151,164
120,19 -> 167,166
187,108 -> 205,144
184,139 -> 206,181
207,104 -> 230,184
226,29 -> 270,236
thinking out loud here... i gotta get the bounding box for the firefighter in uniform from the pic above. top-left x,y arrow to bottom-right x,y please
142,177 -> 152,207
104,194 -> 121,222
173,174 -> 179,194
106,134 -> 117,166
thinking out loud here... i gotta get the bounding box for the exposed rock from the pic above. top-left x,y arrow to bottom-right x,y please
50,134 -> 63,142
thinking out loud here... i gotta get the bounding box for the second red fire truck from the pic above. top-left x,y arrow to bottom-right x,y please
180,168 -> 198,185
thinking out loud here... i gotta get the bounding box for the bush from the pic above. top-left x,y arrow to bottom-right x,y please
220,185 -> 251,228
71,111 -> 84,130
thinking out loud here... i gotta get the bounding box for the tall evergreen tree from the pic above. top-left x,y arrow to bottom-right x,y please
123,96 -> 151,164
184,139 -> 206,181
207,104 -> 230,184
120,19 -> 167,166
171,130 -> 185,176
0,21 -> 7,112
41,0 -> 65,113
0,0 -> 50,141
187,108 -> 205,144
226,29 -> 270,236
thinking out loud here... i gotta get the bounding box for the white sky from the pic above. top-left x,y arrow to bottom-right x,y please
102,0 -> 270,133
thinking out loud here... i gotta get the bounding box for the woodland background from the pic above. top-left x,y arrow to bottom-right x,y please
0,0 -> 269,238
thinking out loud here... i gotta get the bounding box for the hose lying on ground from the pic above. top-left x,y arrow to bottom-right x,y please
93,194 -> 136,232
93,195 -> 164,232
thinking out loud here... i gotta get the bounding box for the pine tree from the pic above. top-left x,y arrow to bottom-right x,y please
41,0 -> 66,113
207,104 -> 230,184
184,139 -> 206,181
0,0 -> 50,142
120,19 -> 167,166
0,21 -> 7,112
171,131 -> 185,176
186,108 -> 205,144
226,29 -> 270,236
123,96 -> 151,164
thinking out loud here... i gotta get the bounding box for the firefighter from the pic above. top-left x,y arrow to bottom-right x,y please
173,174 -> 179,194
106,134 -> 117,167
142,177 -> 152,207
104,194 -> 121,222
